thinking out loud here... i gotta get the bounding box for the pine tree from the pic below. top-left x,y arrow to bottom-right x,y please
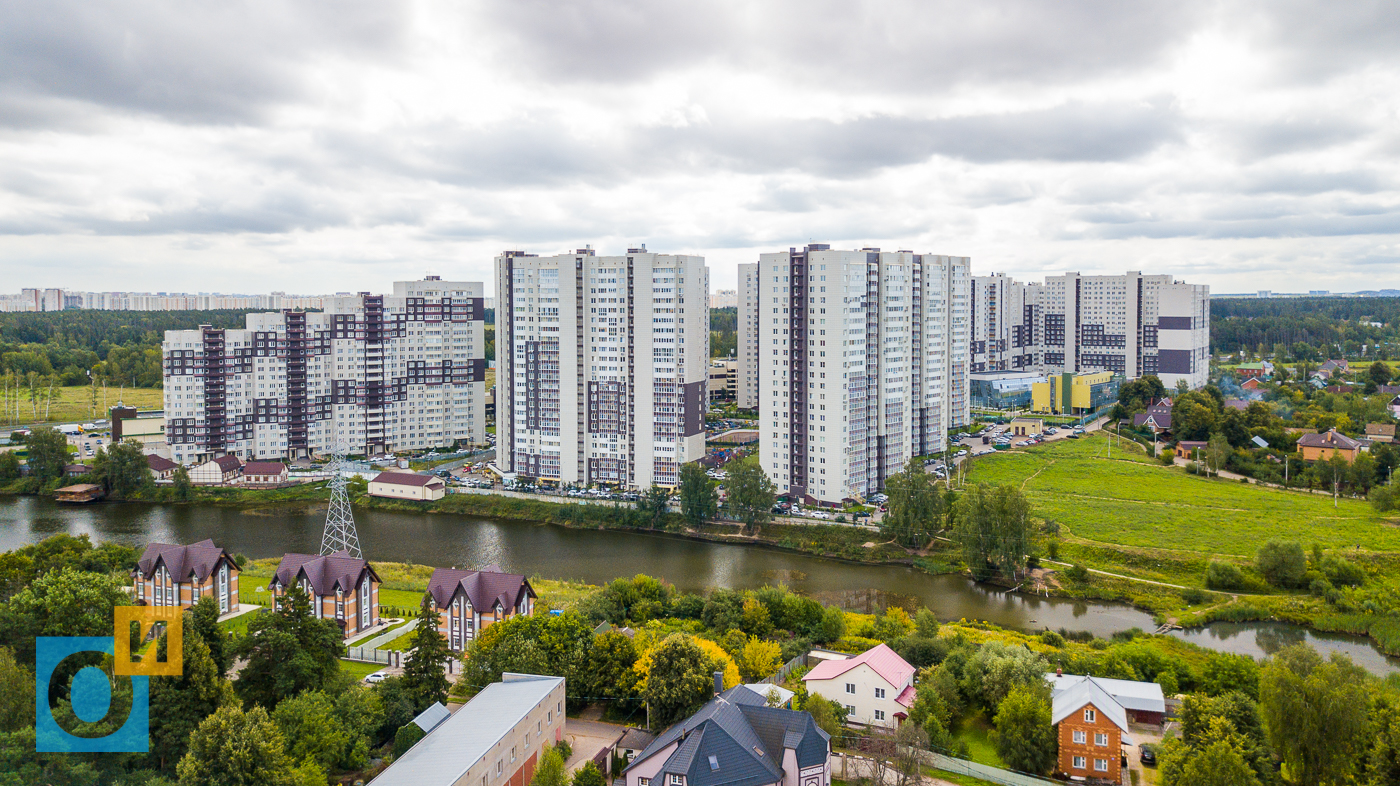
400,593 -> 451,712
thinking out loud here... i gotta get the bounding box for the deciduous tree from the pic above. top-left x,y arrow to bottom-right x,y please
1260,645 -> 1369,786
177,704 -> 325,786
149,621 -> 236,771
735,635 -> 782,682
952,483 -> 1033,581
678,462 -> 717,530
23,426 -> 69,482
725,459 -> 776,535
643,634 -> 717,727
883,458 -> 943,548
992,685 -> 1057,776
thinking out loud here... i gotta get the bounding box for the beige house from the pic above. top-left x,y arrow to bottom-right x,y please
802,643 -> 915,728
241,461 -> 289,484
146,454 -> 179,480
189,455 -> 243,485
1010,417 -> 1044,437
369,471 -> 446,501
133,539 -> 240,614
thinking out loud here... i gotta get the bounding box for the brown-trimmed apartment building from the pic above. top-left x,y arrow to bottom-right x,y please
269,551 -> 381,638
427,566 -> 537,651
133,539 -> 240,614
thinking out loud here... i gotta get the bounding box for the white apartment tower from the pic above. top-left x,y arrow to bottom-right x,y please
161,277 -> 487,464
495,247 -> 710,489
736,262 -> 759,410
741,246 -> 969,505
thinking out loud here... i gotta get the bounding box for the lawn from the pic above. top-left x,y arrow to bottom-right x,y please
949,712 -> 1004,769
966,435 -> 1400,556
2,385 -> 162,426
338,659 -> 384,681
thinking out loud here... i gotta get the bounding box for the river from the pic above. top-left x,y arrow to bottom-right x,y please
3,495 -> 1396,675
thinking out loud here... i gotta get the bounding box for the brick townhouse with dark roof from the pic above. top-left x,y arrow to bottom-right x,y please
132,539 -> 240,614
269,551 -> 381,637
427,565 -> 537,651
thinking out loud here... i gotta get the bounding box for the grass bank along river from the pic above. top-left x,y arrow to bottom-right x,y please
2,493 -> 1397,674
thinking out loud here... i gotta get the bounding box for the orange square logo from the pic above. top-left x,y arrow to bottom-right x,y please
113,606 -> 182,676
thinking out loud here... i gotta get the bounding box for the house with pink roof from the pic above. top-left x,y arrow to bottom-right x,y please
801,643 -> 915,728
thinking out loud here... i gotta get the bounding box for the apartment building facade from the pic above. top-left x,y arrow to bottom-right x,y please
737,262 -> 759,409
494,247 -> 709,490
739,246 -> 970,504
161,277 -> 487,464
971,271 -> 1210,390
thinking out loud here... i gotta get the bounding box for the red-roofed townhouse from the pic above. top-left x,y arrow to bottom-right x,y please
132,539 -> 240,613
369,471 -> 446,501
190,454 -> 243,485
146,454 -> 179,480
269,551 -> 381,637
801,643 -> 915,728
427,565 -> 538,651
241,461 -> 288,484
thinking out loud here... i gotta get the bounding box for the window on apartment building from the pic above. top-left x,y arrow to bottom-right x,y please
845,683 -> 855,694
1072,730 -> 1086,744
874,687 -> 885,699
1083,708 -> 1096,723
1072,756 -> 1086,769
1095,733 -> 1108,746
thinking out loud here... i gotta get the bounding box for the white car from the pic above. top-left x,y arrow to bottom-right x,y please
364,670 -> 390,684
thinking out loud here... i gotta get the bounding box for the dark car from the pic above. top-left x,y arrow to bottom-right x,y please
1140,744 -> 1157,767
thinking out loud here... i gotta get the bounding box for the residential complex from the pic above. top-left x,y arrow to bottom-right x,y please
971,271 -> 1211,390
1,287 -> 327,312
738,246 -> 970,504
494,247 -> 709,489
709,289 -> 738,309
160,277 -> 487,464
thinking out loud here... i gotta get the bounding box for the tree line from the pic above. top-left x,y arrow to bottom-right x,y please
1212,297 -> 1400,359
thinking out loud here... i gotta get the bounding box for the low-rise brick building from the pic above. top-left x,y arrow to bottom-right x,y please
133,539 -> 240,614
269,551 -> 381,638
427,565 -> 536,652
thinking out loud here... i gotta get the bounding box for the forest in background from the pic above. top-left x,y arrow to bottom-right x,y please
1212,297 -> 1400,359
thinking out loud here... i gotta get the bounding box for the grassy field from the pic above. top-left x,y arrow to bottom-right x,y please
966,434 -> 1399,556
949,713 -> 1004,768
1,385 -> 162,426
338,659 -> 384,680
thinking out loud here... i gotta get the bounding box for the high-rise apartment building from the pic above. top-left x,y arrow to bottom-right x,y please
710,289 -> 738,309
494,247 -> 709,489
739,246 -> 970,504
736,263 -> 759,410
970,271 -> 1210,390
161,277 -> 487,464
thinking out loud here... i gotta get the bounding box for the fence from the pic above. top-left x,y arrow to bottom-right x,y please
760,653 -> 808,685
832,750 -> 1059,786
343,646 -> 457,674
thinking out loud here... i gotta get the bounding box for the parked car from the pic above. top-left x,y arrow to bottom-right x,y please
365,670 -> 390,684
1140,745 -> 1157,766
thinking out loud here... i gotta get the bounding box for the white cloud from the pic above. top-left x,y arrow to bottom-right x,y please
0,0 -> 1398,297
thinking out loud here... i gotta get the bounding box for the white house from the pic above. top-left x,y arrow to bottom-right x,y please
189,455 -> 243,486
369,471 -> 446,501
241,461 -> 288,484
802,643 -> 915,728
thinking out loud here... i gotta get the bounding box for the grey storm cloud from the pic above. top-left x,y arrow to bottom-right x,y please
0,0 -> 410,125
481,0 -> 1210,91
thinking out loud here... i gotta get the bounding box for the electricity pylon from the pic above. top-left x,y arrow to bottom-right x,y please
320,441 -> 362,558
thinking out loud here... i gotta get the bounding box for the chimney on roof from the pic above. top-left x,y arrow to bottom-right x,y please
714,671 -> 724,695
1056,668 -> 1063,678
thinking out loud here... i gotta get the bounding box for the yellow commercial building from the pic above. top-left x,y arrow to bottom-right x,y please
1031,371 -> 1120,415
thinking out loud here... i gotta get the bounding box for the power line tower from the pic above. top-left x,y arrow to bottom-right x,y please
320,442 -> 362,558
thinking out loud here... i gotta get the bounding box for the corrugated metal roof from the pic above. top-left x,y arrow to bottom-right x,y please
371,674 -> 563,786
1046,673 -> 1165,714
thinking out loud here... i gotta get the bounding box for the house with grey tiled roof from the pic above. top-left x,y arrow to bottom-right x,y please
269,550 -> 381,637
132,538 -> 239,613
623,685 -> 830,786
427,565 -> 537,651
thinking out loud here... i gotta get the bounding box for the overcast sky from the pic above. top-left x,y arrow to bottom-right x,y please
2,0 -> 1398,297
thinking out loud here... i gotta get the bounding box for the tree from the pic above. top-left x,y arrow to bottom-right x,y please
803,695 -> 846,738
149,619 -> 237,770
0,566 -> 128,663
189,596 -> 231,677
952,483 -> 1034,581
272,690 -> 372,772
992,685 -> 1057,776
678,463 -> 717,530
173,465 -> 194,501
92,439 -> 151,498
393,722 -> 426,757
961,641 -> 1047,711
529,744 -> 568,786
735,635 -> 782,682
401,594 -> 452,711
1205,432 -> 1231,478
1325,450 -> 1350,509
1255,541 -> 1307,588
883,458 -> 944,548
905,678 -> 951,749
0,451 -> 19,481
0,647 -> 35,733
914,608 -> 940,639
816,606 -> 846,644
725,458 -> 776,535
177,704 -> 324,786
233,584 -> 344,709
585,630 -> 639,700
639,485 -> 671,530
1259,645 -> 1369,786
24,426 -> 69,482
572,761 -> 607,786
643,634 -> 718,727
1371,360 -> 1393,387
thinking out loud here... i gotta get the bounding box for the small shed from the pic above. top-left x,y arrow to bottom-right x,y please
1010,417 -> 1044,437
55,484 -> 104,503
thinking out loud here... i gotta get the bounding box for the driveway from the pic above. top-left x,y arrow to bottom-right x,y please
563,719 -> 628,775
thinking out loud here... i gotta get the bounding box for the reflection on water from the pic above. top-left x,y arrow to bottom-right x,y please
1172,621 -> 1399,675
3,495 -> 1398,674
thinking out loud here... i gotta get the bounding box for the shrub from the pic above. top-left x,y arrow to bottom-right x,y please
1160,451 -> 1177,466
393,723 -> 426,757
1205,560 -> 1246,590
1046,541 -> 1060,561
1038,631 -> 1066,648
1310,578 -> 1334,597
1062,564 -> 1089,583
1180,587 -> 1210,605
1320,554 -> 1366,587
1257,541 -> 1308,588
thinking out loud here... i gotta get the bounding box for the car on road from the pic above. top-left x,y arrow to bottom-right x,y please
365,670 -> 390,684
